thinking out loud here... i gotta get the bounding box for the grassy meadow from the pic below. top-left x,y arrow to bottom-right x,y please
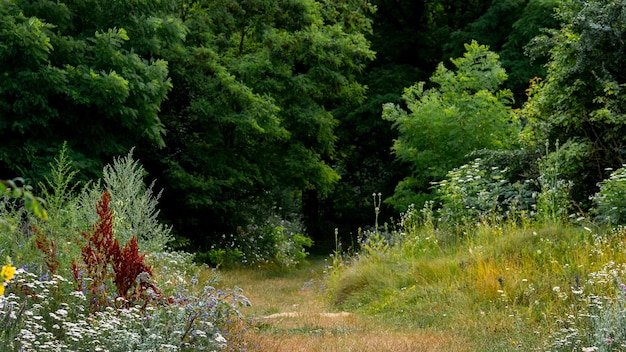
214,219 -> 626,351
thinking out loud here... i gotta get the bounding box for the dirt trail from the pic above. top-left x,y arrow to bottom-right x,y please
217,259 -> 470,352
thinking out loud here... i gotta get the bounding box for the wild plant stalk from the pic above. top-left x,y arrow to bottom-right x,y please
38,142 -> 80,223
536,140 -> 573,223
373,192 -> 382,234
69,190 -> 159,312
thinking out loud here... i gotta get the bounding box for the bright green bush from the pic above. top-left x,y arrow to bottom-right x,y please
383,41 -> 519,210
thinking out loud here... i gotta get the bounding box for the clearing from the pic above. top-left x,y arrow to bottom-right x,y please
217,257 -> 471,352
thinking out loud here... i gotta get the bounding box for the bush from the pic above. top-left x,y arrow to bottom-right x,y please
592,165 -> 626,225
206,212 -> 312,269
78,149 -> 173,253
434,158 -> 533,226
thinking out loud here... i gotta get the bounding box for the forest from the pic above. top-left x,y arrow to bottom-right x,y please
0,0 -> 568,251
3,0 -> 626,350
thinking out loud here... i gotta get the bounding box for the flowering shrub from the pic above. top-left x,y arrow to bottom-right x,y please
434,158 -> 533,225
206,212 -> 312,268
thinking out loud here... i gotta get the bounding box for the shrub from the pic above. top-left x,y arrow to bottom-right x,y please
592,165 -> 626,225
434,158 -> 533,226
78,149 -> 173,253
206,212 -> 312,269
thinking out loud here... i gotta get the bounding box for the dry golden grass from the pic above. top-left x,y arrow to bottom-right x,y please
217,259 -> 471,352
239,330 -> 465,352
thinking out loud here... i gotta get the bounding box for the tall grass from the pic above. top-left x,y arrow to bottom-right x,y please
325,216 -> 626,351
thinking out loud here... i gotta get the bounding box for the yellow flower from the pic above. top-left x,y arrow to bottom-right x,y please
0,284 -> 4,296
1,264 -> 16,282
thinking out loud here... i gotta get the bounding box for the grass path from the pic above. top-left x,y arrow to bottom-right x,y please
216,257 -> 471,352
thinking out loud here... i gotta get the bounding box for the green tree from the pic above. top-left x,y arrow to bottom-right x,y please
383,41 -> 519,210
522,0 -> 626,206
445,0 -> 559,103
140,0 -> 375,247
324,0 -> 499,239
0,0 -> 182,180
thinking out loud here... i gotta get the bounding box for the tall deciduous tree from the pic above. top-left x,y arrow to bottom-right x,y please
383,41 -> 519,210
140,0 -> 375,246
0,0 -> 181,179
445,0 -> 558,102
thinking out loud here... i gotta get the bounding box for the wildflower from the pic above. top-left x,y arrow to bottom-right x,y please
214,332 -> 227,345
1,263 -> 16,281
0,260 -> 17,296
582,347 -> 598,352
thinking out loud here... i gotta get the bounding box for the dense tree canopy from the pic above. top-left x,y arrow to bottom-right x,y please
0,0 -> 182,178
1,0 -> 608,252
131,0 -> 376,246
0,0 -> 374,248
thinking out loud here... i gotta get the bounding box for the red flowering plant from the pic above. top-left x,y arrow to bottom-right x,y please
34,226 -> 61,275
71,190 -> 160,312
